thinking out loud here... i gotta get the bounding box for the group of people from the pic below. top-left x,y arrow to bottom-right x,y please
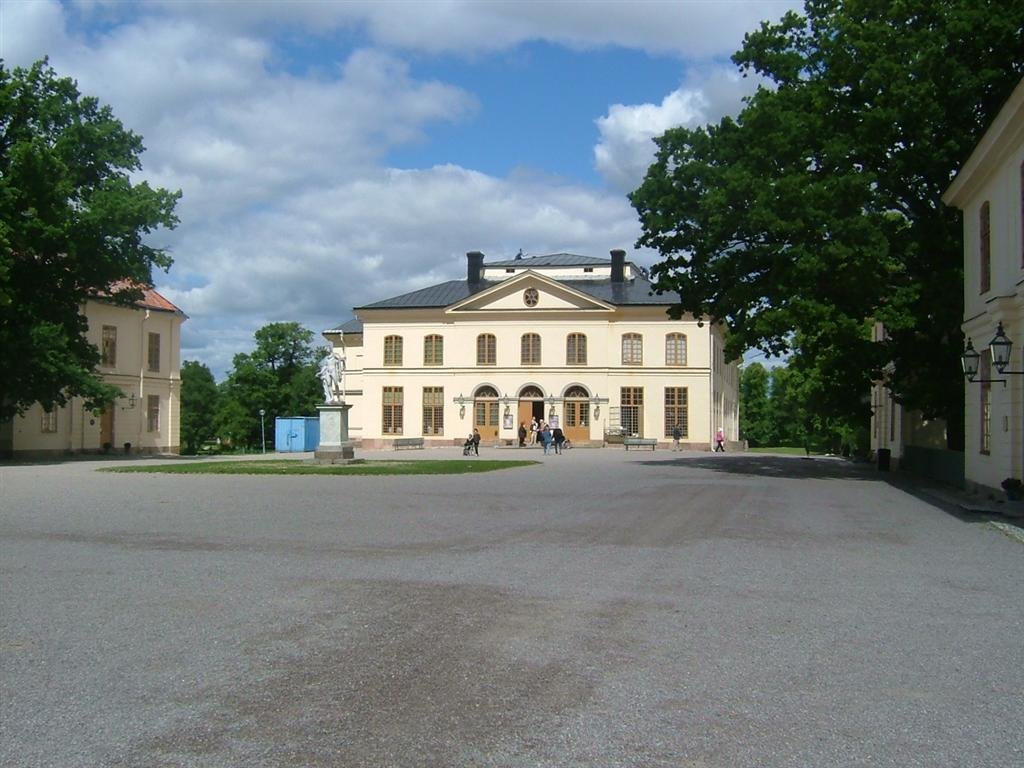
517,418 -> 566,454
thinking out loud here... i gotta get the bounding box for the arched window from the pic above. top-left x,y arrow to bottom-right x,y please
566,333 -> 587,365
621,333 -> 643,365
474,385 -> 499,398
384,335 -> 403,366
519,385 -> 543,398
666,333 -> 687,366
521,333 -> 541,365
423,334 -> 443,366
477,333 -> 496,365
564,385 -> 589,398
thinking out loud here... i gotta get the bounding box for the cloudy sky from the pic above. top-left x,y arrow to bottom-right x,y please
2,0 -> 798,378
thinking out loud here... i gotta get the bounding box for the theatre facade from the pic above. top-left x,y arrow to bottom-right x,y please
325,250 -> 739,449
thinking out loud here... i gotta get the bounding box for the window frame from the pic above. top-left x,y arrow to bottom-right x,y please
566,333 -> 587,365
147,332 -> 160,372
477,333 -> 496,366
980,200 -> 991,294
383,335 -> 403,367
423,334 -> 443,367
383,386 -> 404,435
101,325 -> 117,368
621,333 -> 643,365
521,333 -> 541,365
664,387 -> 688,438
666,333 -> 687,366
41,406 -> 58,434
422,386 -> 444,435
147,394 -> 160,433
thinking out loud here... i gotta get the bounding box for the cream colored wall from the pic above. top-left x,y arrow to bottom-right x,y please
336,304 -> 730,446
10,299 -> 184,456
956,104 -> 1024,490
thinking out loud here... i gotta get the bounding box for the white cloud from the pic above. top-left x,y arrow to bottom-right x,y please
146,0 -> 801,59
594,66 -> 766,192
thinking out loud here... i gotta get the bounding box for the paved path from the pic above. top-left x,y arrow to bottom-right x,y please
1,450 -> 1022,767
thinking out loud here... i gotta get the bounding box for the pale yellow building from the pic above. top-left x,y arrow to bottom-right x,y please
325,250 -> 739,449
943,77 -> 1024,493
0,286 -> 187,458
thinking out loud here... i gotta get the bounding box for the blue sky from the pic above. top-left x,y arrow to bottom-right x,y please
2,0 -> 799,377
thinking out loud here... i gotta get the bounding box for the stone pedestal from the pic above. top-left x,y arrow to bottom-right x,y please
315,403 -> 355,462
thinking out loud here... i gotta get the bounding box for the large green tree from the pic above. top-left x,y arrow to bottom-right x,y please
213,322 -> 324,449
0,59 -> 180,421
630,0 -> 1023,451
180,360 -> 219,454
739,362 -> 773,446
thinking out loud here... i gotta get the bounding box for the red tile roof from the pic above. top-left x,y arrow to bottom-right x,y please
93,281 -> 186,315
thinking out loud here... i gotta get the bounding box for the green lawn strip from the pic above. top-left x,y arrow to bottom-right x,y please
746,446 -> 822,456
101,459 -> 537,475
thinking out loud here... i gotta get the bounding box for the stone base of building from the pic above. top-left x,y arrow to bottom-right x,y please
313,446 -> 356,463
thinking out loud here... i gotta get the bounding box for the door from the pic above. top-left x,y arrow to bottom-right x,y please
474,400 -> 499,441
563,399 -> 590,444
100,406 -> 114,449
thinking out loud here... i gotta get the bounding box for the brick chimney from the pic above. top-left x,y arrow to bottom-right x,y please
610,249 -> 626,283
466,251 -> 484,284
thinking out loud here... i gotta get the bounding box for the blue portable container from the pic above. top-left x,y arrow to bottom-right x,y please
274,417 -> 320,452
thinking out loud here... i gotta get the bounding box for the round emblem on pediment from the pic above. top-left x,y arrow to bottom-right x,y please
523,288 -> 539,307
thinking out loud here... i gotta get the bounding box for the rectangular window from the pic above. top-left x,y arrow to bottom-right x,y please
980,351 -> 991,454
41,406 -> 58,433
622,334 -> 643,365
384,336 -> 403,366
620,386 -> 643,436
521,333 -> 541,365
423,335 -> 443,366
422,387 -> 444,435
147,332 -> 160,372
980,201 -> 991,294
664,387 -> 688,438
147,395 -> 160,432
666,334 -> 687,366
477,334 -> 496,365
566,333 -> 587,365
101,325 -> 117,367
383,386 -> 403,434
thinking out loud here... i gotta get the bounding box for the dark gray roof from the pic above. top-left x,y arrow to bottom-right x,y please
486,252 -> 609,267
325,317 -> 364,333
355,275 -> 668,310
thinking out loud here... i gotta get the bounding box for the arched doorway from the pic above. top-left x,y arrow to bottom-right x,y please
517,385 -> 545,437
563,385 -> 590,444
473,385 -> 500,441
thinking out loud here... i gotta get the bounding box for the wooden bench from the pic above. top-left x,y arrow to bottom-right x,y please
392,437 -> 425,450
623,437 -> 657,451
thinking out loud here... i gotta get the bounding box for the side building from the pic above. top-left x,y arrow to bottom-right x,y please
943,77 -> 1023,493
324,250 -> 739,449
0,285 -> 187,458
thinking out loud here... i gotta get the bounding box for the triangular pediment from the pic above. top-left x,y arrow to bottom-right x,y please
446,271 -> 614,314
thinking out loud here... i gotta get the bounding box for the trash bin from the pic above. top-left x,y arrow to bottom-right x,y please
877,448 -> 891,471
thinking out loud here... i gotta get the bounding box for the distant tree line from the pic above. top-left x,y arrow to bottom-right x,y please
740,361 -> 868,456
180,322 -> 324,454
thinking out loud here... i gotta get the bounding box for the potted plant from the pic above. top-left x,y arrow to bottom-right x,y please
1001,477 -> 1023,501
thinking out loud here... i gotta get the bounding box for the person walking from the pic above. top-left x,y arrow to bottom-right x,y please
540,423 -> 552,454
529,417 -> 539,445
471,428 -> 481,456
552,426 -> 565,454
714,427 -> 725,452
518,422 -> 527,447
672,424 -> 682,451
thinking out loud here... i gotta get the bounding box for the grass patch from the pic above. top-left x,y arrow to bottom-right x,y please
101,459 -> 538,476
746,446 -> 819,456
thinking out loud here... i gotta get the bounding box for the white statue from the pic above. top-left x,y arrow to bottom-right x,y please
318,349 -> 346,404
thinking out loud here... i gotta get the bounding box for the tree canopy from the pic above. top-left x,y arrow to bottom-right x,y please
0,59 -> 180,420
213,322 -> 324,449
180,360 -> 219,454
630,0 -> 1024,450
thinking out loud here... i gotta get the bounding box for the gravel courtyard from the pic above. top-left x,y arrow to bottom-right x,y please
1,449 -> 1021,768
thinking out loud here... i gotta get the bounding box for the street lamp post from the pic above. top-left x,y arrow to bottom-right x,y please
259,408 -> 266,454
